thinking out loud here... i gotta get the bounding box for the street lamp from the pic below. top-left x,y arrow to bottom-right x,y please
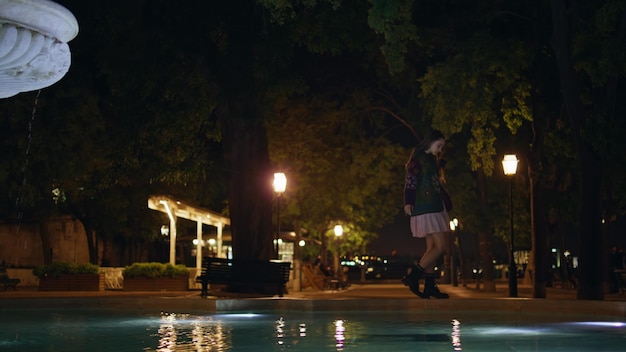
273,172 -> 287,259
333,225 -> 343,277
502,154 -> 519,297
449,218 -> 459,287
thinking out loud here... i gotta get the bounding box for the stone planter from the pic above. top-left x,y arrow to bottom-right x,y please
123,276 -> 188,291
39,274 -> 104,291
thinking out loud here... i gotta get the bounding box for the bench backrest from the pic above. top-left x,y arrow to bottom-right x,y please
201,258 -> 291,284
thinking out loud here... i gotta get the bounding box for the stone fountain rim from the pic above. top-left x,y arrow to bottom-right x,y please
0,0 -> 78,42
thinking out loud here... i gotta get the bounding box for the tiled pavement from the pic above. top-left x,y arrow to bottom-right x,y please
1,281 -> 625,301
2,281 -> 626,318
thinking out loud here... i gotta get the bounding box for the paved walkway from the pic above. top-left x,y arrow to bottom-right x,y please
2,280 -> 625,301
290,281 -> 626,302
2,281 -> 626,319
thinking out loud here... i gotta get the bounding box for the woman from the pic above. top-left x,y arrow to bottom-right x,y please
402,130 -> 451,299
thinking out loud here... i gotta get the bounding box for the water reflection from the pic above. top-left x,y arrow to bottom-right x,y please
451,319 -> 462,350
156,319 -> 176,351
275,317 -> 285,346
334,319 -> 345,351
151,313 -> 357,351
154,313 -> 230,351
144,312 -> 624,351
299,323 -> 307,337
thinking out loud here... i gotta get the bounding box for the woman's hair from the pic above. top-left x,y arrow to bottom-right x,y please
416,129 -> 445,152
405,129 -> 446,168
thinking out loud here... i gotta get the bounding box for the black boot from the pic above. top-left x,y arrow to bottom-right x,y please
422,274 -> 449,299
401,265 -> 424,297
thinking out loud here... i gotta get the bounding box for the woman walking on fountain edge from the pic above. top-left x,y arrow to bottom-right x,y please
402,129 -> 451,299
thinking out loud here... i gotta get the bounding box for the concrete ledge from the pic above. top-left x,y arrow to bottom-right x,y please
1,296 -> 624,321
1,283 -> 625,321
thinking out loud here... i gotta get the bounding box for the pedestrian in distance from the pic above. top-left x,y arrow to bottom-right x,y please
402,129 -> 451,299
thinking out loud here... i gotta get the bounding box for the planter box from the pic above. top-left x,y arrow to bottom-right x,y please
39,274 -> 105,291
123,276 -> 188,291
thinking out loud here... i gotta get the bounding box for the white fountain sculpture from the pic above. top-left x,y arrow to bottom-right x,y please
0,0 -> 78,98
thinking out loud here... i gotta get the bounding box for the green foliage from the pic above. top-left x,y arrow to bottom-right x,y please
367,0 -> 418,74
2,0 -> 622,274
260,0 -> 376,57
122,262 -> 189,278
268,90 -> 408,256
0,0 -> 229,263
259,0 -> 343,25
420,32 -> 533,175
574,0 -> 626,84
32,262 -> 100,279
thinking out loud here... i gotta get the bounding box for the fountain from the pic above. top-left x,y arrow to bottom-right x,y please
0,0 -> 78,98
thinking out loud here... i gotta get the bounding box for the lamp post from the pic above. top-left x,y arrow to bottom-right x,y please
273,172 -> 287,260
502,154 -> 519,297
333,225 -> 343,277
449,218 -> 459,287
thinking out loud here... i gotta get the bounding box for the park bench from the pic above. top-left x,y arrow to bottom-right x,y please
196,257 -> 291,298
301,263 -> 349,291
0,268 -> 20,291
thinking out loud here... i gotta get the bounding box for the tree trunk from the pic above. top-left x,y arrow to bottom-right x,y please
81,220 -> 98,264
213,2 -> 274,262
551,0 -> 604,300
101,238 -> 111,266
39,219 -> 52,264
575,145 -> 604,300
527,1 -> 554,299
529,161 -> 548,298
67,203 -> 98,264
222,106 -> 274,261
318,224 -> 329,269
475,169 -> 495,291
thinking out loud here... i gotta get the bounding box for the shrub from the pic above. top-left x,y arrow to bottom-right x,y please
32,262 -> 100,279
123,262 -> 189,278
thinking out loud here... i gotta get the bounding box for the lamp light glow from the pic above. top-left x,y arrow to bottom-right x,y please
502,155 -> 519,176
273,173 -> 287,193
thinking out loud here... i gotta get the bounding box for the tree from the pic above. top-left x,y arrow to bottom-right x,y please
550,0 -> 626,300
1,0 -> 228,265
219,0 -> 421,261
420,30 -> 534,291
268,93 -> 407,260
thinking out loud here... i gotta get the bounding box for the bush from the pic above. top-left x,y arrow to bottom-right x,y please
123,262 -> 189,278
32,262 -> 100,279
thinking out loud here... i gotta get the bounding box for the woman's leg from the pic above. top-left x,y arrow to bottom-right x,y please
419,232 -> 449,298
419,232 -> 447,272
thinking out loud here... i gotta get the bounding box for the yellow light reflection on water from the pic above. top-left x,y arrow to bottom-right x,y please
276,317 -> 285,346
334,319 -> 345,351
451,319 -> 462,351
274,316 -> 310,347
154,312 -> 230,351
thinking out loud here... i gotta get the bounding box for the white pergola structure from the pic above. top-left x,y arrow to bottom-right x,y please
148,195 -> 230,270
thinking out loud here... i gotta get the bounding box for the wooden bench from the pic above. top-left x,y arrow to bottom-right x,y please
0,268 -> 20,291
196,257 -> 291,297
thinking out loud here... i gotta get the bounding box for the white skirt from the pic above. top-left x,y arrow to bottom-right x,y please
410,205 -> 450,238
